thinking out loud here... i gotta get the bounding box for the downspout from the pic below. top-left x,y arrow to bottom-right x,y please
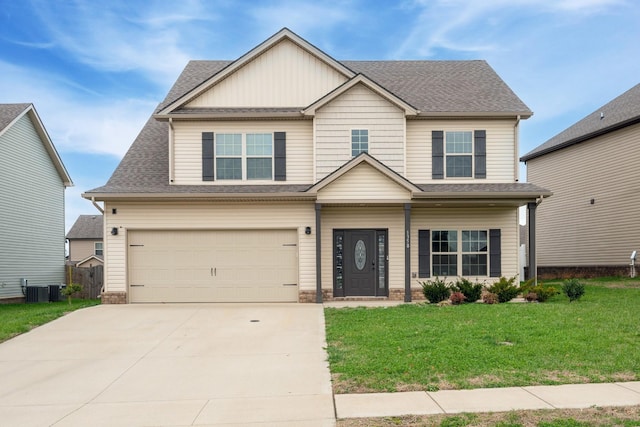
169,118 -> 175,183
90,197 -> 104,214
514,115 -> 521,182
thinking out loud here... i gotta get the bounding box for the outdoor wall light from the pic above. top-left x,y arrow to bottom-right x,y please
305,226 -> 311,235
111,227 -> 118,235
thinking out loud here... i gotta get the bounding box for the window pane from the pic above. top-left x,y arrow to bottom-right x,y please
462,230 -> 487,253
446,156 -> 472,177
446,131 -> 472,153
216,158 -> 242,180
246,133 -> 273,156
247,158 -> 272,179
462,254 -> 487,276
351,129 -> 368,156
432,230 -> 457,252
216,134 -> 241,156
433,254 -> 457,276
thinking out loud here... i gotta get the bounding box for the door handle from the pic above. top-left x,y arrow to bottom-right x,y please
211,268 -> 216,276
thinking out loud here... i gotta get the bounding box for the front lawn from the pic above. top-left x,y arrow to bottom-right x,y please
325,278 -> 640,393
0,299 -> 101,343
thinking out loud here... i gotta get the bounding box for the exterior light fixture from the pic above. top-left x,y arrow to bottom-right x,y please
111,227 -> 118,235
305,226 -> 311,235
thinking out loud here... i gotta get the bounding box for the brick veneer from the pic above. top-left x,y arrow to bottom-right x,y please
537,265 -> 630,280
101,292 -> 127,304
299,288 -> 425,303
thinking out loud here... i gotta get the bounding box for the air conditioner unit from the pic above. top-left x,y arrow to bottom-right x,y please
25,286 -> 49,303
49,285 -> 62,302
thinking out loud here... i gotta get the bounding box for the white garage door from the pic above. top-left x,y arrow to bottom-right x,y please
128,230 -> 299,303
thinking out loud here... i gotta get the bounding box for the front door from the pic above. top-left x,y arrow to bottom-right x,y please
334,229 -> 388,297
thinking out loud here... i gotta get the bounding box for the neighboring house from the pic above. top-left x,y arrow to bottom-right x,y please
521,83 -> 640,278
66,215 -> 104,268
0,103 -> 73,302
84,28 -> 550,304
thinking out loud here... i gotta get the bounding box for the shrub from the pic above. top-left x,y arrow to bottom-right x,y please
62,282 -> 83,305
449,291 -> 467,305
487,276 -> 519,303
520,278 -> 559,303
452,278 -> 483,303
562,278 -> 586,302
421,277 -> 451,303
482,292 -> 498,304
524,292 -> 538,302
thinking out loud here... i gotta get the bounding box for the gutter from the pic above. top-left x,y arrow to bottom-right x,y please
514,115 -> 521,181
90,197 -> 104,214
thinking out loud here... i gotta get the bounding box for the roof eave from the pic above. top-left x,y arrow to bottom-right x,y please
414,111 -> 533,119
412,190 -> 552,199
521,115 -> 640,162
82,191 -> 316,201
153,112 -> 308,121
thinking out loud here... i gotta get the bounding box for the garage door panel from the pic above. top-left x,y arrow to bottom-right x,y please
128,230 -> 298,303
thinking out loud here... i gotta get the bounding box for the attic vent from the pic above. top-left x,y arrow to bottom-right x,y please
600,112 -> 604,119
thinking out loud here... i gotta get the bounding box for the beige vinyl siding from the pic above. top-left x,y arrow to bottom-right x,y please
315,84 -> 405,180
172,120 -> 313,185
411,207 -> 519,280
406,119 -> 517,183
321,207 -> 405,291
186,39 -> 348,108
102,201 -> 315,295
68,240 -> 102,263
317,163 -> 411,202
527,122 -> 640,267
0,114 -> 66,298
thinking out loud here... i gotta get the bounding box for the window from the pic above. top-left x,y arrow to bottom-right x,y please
445,131 -> 472,177
95,242 -> 103,256
215,133 -> 272,180
351,129 -> 368,156
432,230 -> 487,276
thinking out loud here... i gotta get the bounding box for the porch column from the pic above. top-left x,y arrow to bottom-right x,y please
404,203 -> 412,302
315,203 -> 322,303
527,202 -> 537,282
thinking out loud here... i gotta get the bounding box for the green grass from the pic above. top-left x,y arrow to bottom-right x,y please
0,299 -> 101,343
325,278 -> 640,393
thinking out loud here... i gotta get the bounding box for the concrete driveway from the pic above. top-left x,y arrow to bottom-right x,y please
0,304 -> 335,426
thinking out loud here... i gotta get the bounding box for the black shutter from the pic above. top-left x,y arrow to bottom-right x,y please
474,130 -> 486,179
489,228 -> 501,277
432,131 -> 444,179
418,230 -> 431,278
274,132 -> 286,181
202,132 -> 214,181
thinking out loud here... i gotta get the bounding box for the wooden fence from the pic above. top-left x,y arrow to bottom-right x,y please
66,265 -> 103,299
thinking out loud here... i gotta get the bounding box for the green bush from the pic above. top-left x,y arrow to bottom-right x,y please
487,276 -> 519,303
562,278 -> 586,302
452,278 -> 483,303
520,278 -> 558,302
421,277 -> 451,303
62,282 -> 83,305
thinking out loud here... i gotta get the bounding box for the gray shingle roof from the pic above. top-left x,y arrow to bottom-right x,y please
66,215 -> 104,239
415,183 -> 551,196
521,83 -> 640,161
0,103 -> 30,132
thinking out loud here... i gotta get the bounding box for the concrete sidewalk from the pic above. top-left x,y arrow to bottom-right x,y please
335,382 -> 640,419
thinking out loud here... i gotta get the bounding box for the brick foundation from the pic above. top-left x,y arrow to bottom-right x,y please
101,292 -> 127,304
299,288 -> 425,303
537,265 -> 631,280
0,296 -> 26,304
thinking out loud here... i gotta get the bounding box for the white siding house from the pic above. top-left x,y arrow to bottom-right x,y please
0,104 -> 72,302
84,28 -> 549,304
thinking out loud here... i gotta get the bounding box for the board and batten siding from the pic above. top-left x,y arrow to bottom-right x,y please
316,163 -> 411,202
186,39 -> 348,108
315,84 -> 405,180
527,122 -> 640,267
406,119 -> 518,183
320,207 -> 405,292
172,120 -> 313,185
103,201 -> 316,295
0,114 -> 66,298
411,207 -> 520,281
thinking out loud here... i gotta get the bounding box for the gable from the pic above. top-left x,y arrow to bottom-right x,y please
185,38 -> 349,108
316,162 -> 412,202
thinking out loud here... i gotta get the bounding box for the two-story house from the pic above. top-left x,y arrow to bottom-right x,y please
66,214 -> 104,268
522,83 -> 640,278
0,103 -> 73,302
84,28 -> 550,304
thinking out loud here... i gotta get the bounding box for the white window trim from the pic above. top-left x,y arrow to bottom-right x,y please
94,242 -> 103,256
444,130 -> 474,179
350,128 -> 369,157
215,132 -> 274,181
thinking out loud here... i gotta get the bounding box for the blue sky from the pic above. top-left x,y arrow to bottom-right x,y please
1,0 -> 639,231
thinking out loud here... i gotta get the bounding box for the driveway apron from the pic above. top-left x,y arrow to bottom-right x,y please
0,304 -> 335,426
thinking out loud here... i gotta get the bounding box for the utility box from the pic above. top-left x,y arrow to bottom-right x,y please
49,285 -> 62,302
